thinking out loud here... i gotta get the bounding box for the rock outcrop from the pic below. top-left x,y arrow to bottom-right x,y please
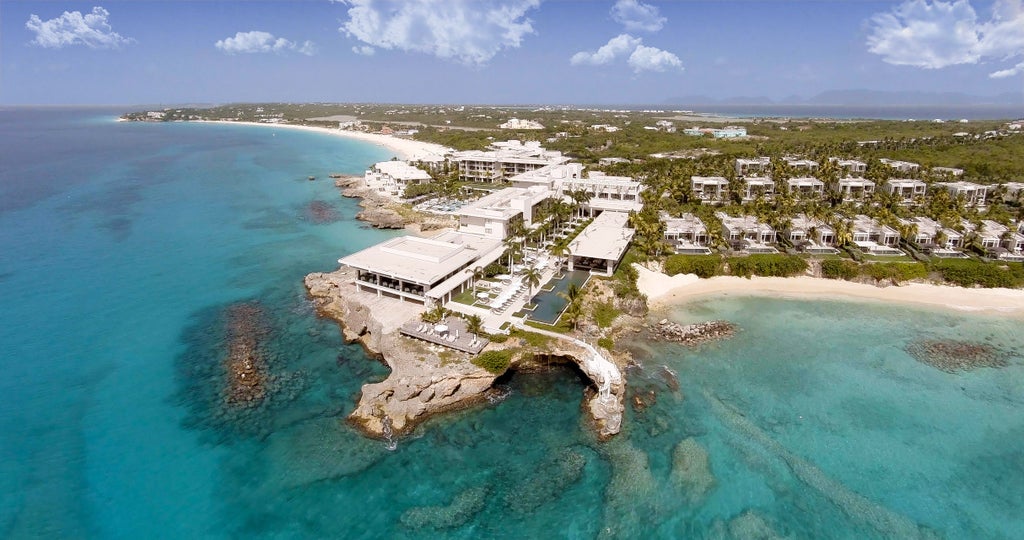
645,319 -> 736,345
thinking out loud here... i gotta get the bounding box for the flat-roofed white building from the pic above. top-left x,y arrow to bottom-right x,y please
787,177 -> 825,198
735,157 -> 771,176
783,157 -> 819,171
456,186 -> 551,239
787,214 -> 835,245
743,177 -> 775,201
968,220 -> 1024,253
830,158 -> 867,176
880,158 -> 920,173
339,231 -> 504,306
364,160 -> 432,198
937,181 -> 988,206
452,140 -> 569,183
852,215 -> 901,254
567,211 -> 635,276
835,177 -> 875,201
509,163 -> 644,214
931,166 -> 964,177
716,212 -> 777,251
661,212 -> 711,254
884,179 -> 927,204
499,118 -> 544,130
900,217 -> 963,250
1003,182 -> 1024,202
691,176 -> 729,202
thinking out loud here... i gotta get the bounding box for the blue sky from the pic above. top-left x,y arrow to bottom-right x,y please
2,0 -> 1022,105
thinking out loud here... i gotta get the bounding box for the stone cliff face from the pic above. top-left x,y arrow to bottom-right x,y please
306,271 -> 500,437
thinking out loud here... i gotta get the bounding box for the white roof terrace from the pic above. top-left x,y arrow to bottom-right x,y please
569,211 -> 635,261
339,231 -> 501,287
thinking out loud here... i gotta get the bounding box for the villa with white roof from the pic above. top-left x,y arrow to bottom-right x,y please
509,163 -> 644,214
931,166 -> 964,177
743,177 -> 775,201
899,217 -> 963,253
852,215 -> 901,254
452,140 -> 569,183
661,212 -> 711,254
364,161 -> 432,198
787,177 -> 825,198
456,186 -> 551,240
786,214 -> 837,254
735,157 -> 771,176
830,158 -> 867,176
884,179 -> 927,204
715,212 -> 777,252
1002,182 -> 1024,202
835,177 -> 875,201
880,159 -> 921,174
966,220 -> 1024,257
937,181 -> 988,206
339,231 -> 504,306
783,157 -> 819,172
567,211 -> 635,276
691,176 -> 729,203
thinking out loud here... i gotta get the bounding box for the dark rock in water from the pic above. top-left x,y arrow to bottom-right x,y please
905,339 -> 1012,373
400,485 -> 489,530
631,389 -> 657,412
647,319 -> 736,346
224,303 -> 271,407
305,200 -> 340,224
658,365 -> 680,392
505,448 -> 586,513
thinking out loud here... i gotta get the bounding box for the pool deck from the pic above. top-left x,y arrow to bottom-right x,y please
399,317 -> 489,354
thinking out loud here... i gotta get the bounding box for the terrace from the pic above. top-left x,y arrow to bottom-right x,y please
400,316 -> 489,354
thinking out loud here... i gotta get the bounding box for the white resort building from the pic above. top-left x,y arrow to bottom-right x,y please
339,231 -> 504,306
716,212 -> 777,252
452,140 -> 569,183
735,157 -> 771,176
499,118 -> 544,130
931,166 -> 964,177
661,212 -> 711,254
835,177 -> 875,201
852,215 -> 902,255
884,179 -> 927,204
937,181 -> 988,206
567,211 -> 635,276
364,161 -> 432,198
880,159 -> 921,174
786,214 -> 837,253
691,176 -> 729,203
742,177 -> 775,201
509,164 -> 644,214
899,217 -> 964,253
783,157 -> 819,172
787,177 -> 825,198
830,158 -> 867,176
456,186 -> 551,240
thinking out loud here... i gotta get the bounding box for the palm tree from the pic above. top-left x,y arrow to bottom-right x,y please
549,243 -> 568,270
465,314 -> 483,337
522,267 -> 542,299
471,266 -> 485,295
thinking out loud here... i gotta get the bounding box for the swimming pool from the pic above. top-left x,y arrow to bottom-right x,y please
526,269 -> 591,325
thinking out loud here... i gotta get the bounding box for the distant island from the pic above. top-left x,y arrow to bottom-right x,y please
122,103 -> 1024,439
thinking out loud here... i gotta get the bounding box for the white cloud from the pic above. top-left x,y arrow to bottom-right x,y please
338,0 -> 540,65
570,34 -> 641,66
611,0 -> 666,33
628,44 -> 683,72
215,31 -> 316,56
571,33 -> 682,73
866,0 -> 1024,77
25,6 -> 133,49
353,45 -> 375,56
990,60 -> 1024,78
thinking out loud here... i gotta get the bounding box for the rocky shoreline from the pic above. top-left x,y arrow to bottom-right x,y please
334,176 -> 455,232
304,269 -> 625,440
644,319 -> 736,345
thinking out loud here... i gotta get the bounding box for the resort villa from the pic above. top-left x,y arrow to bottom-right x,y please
736,157 -> 771,176
899,217 -> 964,254
937,181 -> 988,206
567,211 -> 636,276
786,214 -> 837,253
880,159 -> 921,174
364,160 -> 432,198
509,163 -> 645,214
852,215 -> 901,254
1002,182 -> 1024,202
339,231 -> 504,307
787,177 -> 825,198
783,157 -> 819,172
966,220 -> 1024,257
682,126 -> 747,138
661,212 -> 711,254
931,166 -> 964,177
456,186 -> 552,239
499,118 -> 544,130
716,212 -> 778,252
743,177 -> 776,201
452,140 -> 569,183
691,176 -> 729,203
830,158 -> 867,176
884,179 -> 928,204
835,177 -> 876,201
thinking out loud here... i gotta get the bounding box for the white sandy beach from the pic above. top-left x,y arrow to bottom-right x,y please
198,120 -> 451,161
635,265 -> 1024,317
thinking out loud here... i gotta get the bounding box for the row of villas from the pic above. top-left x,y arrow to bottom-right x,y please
660,212 -> 1024,259
695,176 -> 992,207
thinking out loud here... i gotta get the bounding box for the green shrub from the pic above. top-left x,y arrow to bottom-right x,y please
861,262 -> 928,283
487,333 -> 509,343
597,337 -> 615,350
511,328 -> 551,348
727,254 -> 808,278
821,259 -> 860,280
472,350 -> 514,374
931,259 -> 1024,288
664,255 -> 722,278
592,302 -> 620,328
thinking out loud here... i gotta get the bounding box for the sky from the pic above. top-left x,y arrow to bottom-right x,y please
1,0 -> 1023,105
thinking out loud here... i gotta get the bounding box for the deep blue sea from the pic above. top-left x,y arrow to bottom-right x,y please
2,108 -> 1024,539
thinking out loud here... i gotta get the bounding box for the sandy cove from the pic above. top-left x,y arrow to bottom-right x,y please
196,120 -> 451,161
635,265 -> 1024,317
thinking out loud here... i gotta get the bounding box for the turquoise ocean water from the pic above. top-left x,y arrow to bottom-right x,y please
2,109 -> 1023,539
